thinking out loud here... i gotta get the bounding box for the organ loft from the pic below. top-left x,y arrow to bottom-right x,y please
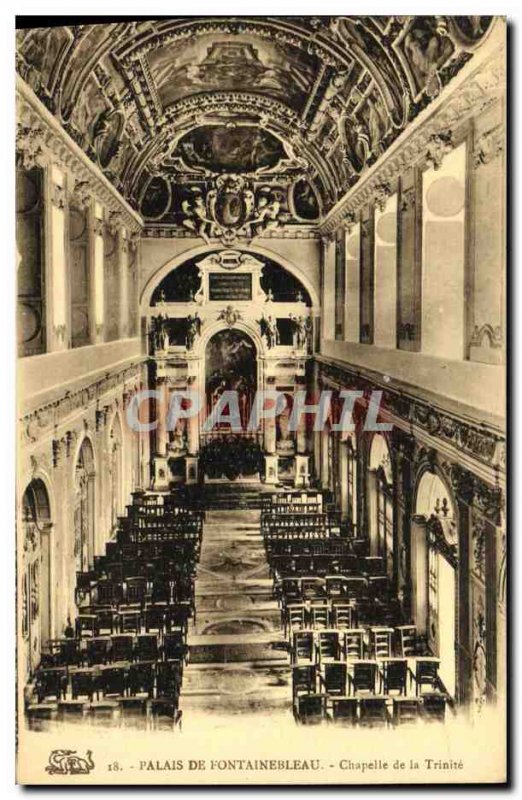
16,17 -> 506,740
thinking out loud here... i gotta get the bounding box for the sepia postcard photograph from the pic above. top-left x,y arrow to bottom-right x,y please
13,8 -> 508,786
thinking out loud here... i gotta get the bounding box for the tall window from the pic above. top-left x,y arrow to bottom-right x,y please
17,167 -> 45,356
69,204 -> 91,348
334,229 -> 346,340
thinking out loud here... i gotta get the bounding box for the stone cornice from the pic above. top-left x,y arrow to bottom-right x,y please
316,355 -> 505,487
318,37 -> 505,235
19,359 -> 146,447
16,75 -> 143,234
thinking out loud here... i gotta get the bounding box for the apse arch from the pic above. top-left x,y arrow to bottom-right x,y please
140,243 -> 320,310
21,477 -> 53,676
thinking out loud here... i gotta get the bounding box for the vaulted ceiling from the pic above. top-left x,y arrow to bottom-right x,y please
16,16 -> 494,223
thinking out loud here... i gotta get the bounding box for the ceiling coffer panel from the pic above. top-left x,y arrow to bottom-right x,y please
16,16 -> 495,219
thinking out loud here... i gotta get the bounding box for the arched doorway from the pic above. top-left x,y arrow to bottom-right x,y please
108,414 -> 123,533
21,479 -> 52,676
368,434 -> 394,578
74,438 -> 96,571
413,470 -> 458,698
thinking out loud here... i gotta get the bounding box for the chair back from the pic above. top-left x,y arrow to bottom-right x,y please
352,660 -> 377,693
292,630 -> 314,662
323,661 -> 347,695
344,629 -> 365,660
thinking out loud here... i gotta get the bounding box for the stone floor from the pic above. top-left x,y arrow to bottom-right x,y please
180,509 -> 292,724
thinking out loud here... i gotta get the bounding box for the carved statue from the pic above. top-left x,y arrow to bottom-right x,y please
259,315 -> 279,349
185,313 -> 202,350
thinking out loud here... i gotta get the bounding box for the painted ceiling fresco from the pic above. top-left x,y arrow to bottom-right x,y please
16,16 -> 495,223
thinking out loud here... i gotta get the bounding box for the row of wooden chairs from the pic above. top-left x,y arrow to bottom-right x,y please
277,575 -> 391,607
27,695 -> 183,731
291,627 -> 431,664
292,659 -> 440,698
293,693 -> 447,726
43,631 -> 189,669
35,658 -> 184,704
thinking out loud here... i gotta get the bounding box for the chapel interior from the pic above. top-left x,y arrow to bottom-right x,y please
16,16 -> 506,731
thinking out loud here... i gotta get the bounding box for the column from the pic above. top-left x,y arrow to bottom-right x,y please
90,202 -> 105,344
187,376 -> 200,456
155,378 -> 168,457
46,163 -> 68,351
339,440 -> 349,521
119,229 -> 129,338
321,237 -> 336,341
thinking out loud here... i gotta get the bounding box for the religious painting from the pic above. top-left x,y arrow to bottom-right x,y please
205,328 -> 256,429
177,125 -> 286,173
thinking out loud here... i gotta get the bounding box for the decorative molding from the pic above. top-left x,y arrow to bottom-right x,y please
16,123 -> 45,170
20,361 -> 144,446
16,76 -> 143,233
469,322 -> 503,349
317,358 -> 505,476
319,43 -> 505,234
70,179 -> 92,211
425,130 -> 454,170
50,183 -> 65,209
92,217 -> 104,237
473,124 -> 504,168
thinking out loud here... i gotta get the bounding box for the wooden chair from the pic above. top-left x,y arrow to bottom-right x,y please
70,668 -> 97,702
75,614 -> 98,639
330,697 -> 358,726
410,658 -> 440,695
380,658 -> 408,696
281,577 -> 302,606
156,660 -> 182,697
330,604 -> 353,630
396,625 -> 418,657
149,697 -> 182,731
392,697 -> 423,726
98,665 -> 127,697
35,667 -> 68,703
320,661 -> 347,696
293,693 -> 328,725
325,575 -> 348,600
348,660 -> 378,695
118,607 -> 142,635
144,604 -> 166,634
344,629 -> 365,660
95,606 -> 117,635
162,632 -> 188,663
344,576 -> 368,600
370,627 -> 394,659
166,603 -> 191,634
316,630 -> 341,662
309,605 -> 329,630
136,634 -> 159,662
421,692 -> 447,722
284,604 -> 307,637
119,696 -> 148,728
359,696 -> 389,727
125,577 -> 148,607
128,661 -> 155,697
111,635 -> 134,663
96,580 -> 123,607
86,637 -> 111,667
301,577 -> 326,602
291,631 -> 314,664
292,664 -> 317,700
47,638 -> 81,667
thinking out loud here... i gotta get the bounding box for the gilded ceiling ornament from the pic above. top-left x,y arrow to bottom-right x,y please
181,175 -> 290,245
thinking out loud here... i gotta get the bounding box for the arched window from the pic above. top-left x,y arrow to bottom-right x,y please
21,479 -> 52,676
368,434 -> 394,578
108,414 -> 123,532
74,438 -> 95,571
414,470 -> 458,697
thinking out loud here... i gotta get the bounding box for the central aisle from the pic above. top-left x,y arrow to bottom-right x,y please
179,509 -> 292,729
